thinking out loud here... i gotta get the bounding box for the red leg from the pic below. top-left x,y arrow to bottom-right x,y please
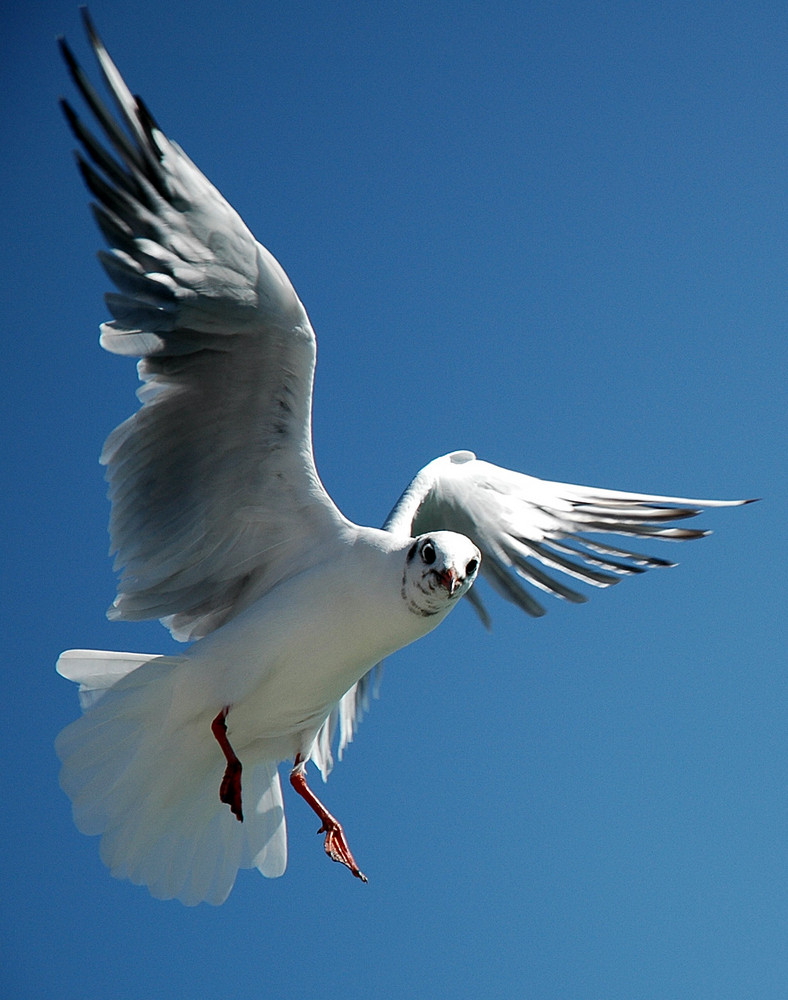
289,762 -> 368,882
211,708 -> 243,822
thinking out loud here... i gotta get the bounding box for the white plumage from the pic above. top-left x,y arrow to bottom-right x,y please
56,11 -> 751,905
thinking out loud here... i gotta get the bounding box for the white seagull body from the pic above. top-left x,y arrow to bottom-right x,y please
56,11 -> 751,906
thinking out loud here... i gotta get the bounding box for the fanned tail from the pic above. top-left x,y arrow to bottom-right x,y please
56,650 -> 287,905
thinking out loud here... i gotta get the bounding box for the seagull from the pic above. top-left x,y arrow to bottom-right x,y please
55,10 -> 752,906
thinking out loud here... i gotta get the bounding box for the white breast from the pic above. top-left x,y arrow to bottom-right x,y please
172,527 -> 452,761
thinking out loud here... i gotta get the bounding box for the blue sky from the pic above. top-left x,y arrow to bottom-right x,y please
2,2 -> 784,997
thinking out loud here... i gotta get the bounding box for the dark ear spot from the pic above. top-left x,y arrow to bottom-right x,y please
406,541 -> 418,563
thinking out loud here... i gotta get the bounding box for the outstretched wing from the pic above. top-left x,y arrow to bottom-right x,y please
61,11 -> 346,641
384,450 -> 752,623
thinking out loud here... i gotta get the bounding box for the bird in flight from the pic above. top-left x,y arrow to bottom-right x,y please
55,10 -> 751,905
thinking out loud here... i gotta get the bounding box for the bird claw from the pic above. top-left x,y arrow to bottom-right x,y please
290,764 -> 367,881
212,707 -> 244,822
318,819 -> 368,882
219,759 -> 244,822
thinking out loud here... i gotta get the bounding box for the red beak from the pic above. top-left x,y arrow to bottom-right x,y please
437,567 -> 459,596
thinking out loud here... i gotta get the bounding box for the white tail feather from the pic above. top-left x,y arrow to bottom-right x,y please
57,648 -> 179,708
56,650 -> 287,905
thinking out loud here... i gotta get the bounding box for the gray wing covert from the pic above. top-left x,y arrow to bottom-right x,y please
384,450 -> 751,623
63,12 -> 344,640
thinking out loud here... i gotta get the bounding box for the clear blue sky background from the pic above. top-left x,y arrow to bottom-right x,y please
2,2 -> 784,997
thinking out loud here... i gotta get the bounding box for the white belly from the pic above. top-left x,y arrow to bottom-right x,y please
171,530 -> 450,762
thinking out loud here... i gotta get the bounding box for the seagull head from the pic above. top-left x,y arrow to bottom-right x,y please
401,530 -> 481,618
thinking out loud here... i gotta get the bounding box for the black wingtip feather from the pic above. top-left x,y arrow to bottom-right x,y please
135,94 -> 161,139
80,6 -> 99,45
58,34 -> 80,81
59,95 -> 77,126
59,9 -> 171,201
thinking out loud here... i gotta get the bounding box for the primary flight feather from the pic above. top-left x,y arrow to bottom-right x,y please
56,10 -> 751,905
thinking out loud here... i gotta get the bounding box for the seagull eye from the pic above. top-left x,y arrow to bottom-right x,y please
466,558 -> 478,576
421,541 -> 436,565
